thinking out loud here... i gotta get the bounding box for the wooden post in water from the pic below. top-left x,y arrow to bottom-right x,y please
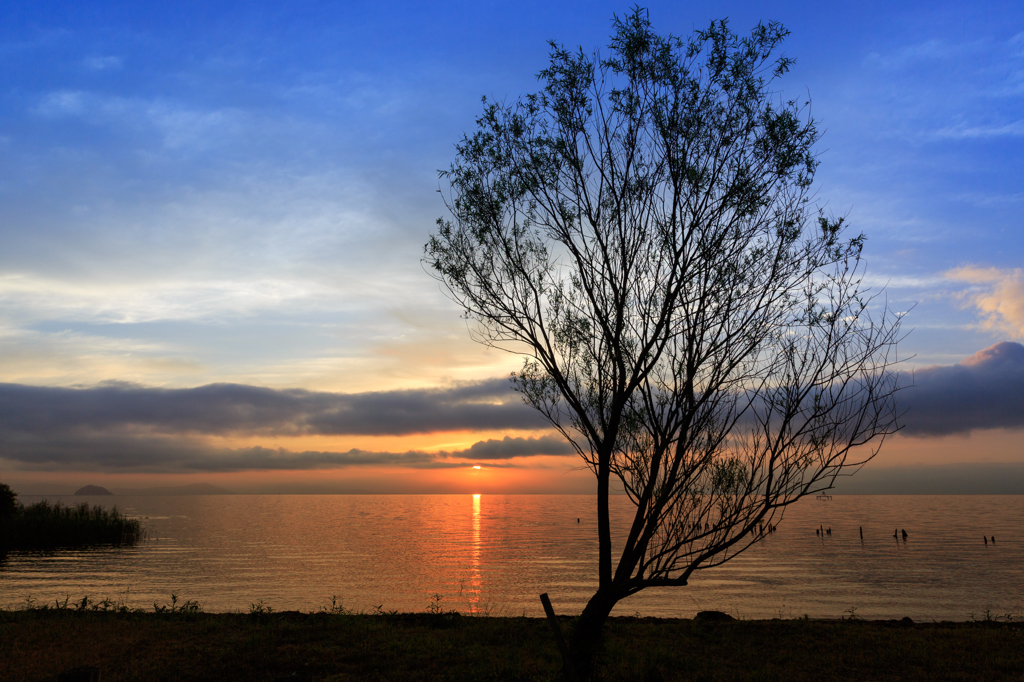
540,593 -> 579,682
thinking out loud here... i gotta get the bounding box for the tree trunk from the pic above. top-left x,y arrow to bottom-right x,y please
568,588 -> 619,681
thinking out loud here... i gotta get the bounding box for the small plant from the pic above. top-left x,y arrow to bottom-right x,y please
115,587 -> 134,612
424,592 -> 462,628
318,595 -> 352,616
249,599 -> 274,616
177,598 -> 201,614
93,597 -> 116,612
969,608 -> 1018,623
10,591 -> 146,614
463,602 -> 496,617
843,606 -> 861,621
153,593 -> 178,613
153,593 -> 201,615
427,593 -> 445,615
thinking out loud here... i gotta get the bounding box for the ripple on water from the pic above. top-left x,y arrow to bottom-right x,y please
1,494 -> 1020,619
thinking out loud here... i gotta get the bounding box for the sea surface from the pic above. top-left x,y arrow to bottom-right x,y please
1,494 -> 1021,621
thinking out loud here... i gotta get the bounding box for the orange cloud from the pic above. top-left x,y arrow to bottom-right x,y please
4,459 -> 594,495
946,265 -> 1024,339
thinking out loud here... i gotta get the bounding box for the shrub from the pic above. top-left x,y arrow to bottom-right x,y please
0,499 -> 144,551
0,481 -> 17,519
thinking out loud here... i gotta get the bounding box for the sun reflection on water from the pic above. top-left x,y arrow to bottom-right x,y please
4,495 -> 1020,620
468,493 -> 481,610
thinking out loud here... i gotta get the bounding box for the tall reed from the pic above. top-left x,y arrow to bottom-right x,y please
0,500 -> 144,551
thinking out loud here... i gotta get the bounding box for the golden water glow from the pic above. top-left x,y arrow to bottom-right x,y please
469,493 -> 482,611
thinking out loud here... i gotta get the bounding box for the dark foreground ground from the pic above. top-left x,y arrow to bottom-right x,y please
2,609 -> 1022,682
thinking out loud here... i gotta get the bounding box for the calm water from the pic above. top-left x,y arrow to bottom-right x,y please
1,494 -> 1021,621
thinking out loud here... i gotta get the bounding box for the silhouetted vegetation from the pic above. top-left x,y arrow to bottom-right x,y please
428,8 -> 904,679
0,482 -> 17,519
2,605 -> 1022,682
0,488 -> 144,552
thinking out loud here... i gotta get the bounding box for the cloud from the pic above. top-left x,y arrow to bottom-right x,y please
83,56 -> 122,70
34,90 -> 87,117
863,38 -> 981,69
32,90 -> 246,152
953,191 -> 1024,207
0,432 -> 481,472
0,375 -> 572,472
453,435 -> 575,459
946,266 -> 1024,338
0,272 -> 345,324
0,425 -> 564,474
935,120 -> 1024,139
0,378 -> 547,438
2,343 -> 1022,471
900,341 -> 1024,436
858,32 -> 1024,142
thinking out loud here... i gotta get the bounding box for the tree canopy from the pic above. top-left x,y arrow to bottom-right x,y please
426,8 -> 902,678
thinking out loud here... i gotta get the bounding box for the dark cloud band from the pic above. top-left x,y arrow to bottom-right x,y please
458,435 -> 575,459
1,342 -> 1022,473
899,341 -> 1024,436
0,377 -> 546,437
0,430 -> 571,473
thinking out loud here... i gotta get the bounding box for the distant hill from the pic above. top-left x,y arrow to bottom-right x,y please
829,463 -> 1024,495
74,485 -> 113,495
129,483 -> 235,496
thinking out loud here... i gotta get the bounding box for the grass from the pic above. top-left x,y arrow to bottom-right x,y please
0,500 -> 145,552
2,597 -> 1023,681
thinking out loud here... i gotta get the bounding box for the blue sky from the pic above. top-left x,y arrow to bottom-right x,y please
1,1 -> 1022,492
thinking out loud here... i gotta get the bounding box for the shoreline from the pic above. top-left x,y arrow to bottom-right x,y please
3,609 -> 1022,681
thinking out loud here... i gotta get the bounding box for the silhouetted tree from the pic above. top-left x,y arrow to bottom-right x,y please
426,9 -> 902,679
0,481 -> 17,519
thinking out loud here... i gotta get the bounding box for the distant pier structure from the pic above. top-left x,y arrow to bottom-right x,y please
815,493 -> 833,501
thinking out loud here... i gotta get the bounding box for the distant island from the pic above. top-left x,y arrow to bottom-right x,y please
128,483 -> 235,496
2,481 -> 143,552
74,485 -> 113,495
